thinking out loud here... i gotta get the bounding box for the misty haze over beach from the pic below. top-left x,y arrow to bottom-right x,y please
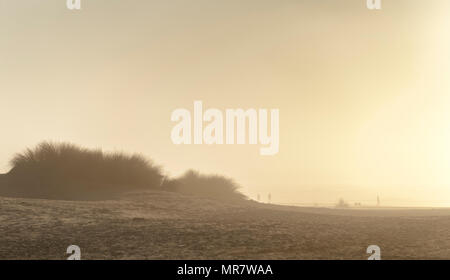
2,0 -> 450,208
0,142 -> 448,260
1,0 -> 450,260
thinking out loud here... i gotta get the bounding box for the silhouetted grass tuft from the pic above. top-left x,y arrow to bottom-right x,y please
162,170 -> 247,202
4,142 -> 163,200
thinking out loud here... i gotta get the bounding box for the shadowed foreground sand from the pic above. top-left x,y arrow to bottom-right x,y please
0,191 -> 449,259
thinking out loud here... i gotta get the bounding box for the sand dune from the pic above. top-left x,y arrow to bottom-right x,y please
0,191 -> 449,259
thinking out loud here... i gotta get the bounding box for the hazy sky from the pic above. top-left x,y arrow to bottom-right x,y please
1,0 -> 450,206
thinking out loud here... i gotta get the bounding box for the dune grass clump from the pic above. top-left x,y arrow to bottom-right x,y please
4,142 -> 163,200
0,142 -> 248,202
163,170 -> 247,202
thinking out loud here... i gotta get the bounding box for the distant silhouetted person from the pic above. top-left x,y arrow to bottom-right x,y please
268,193 -> 271,204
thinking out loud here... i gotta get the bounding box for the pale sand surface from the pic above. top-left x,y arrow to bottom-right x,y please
0,191 -> 449,259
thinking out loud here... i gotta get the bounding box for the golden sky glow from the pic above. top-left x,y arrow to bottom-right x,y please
1,0 -> 450,206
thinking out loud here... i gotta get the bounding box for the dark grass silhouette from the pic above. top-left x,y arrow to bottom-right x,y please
0,142 -> 247,201
0,142 -> 163,200
162,170 -> 246,202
